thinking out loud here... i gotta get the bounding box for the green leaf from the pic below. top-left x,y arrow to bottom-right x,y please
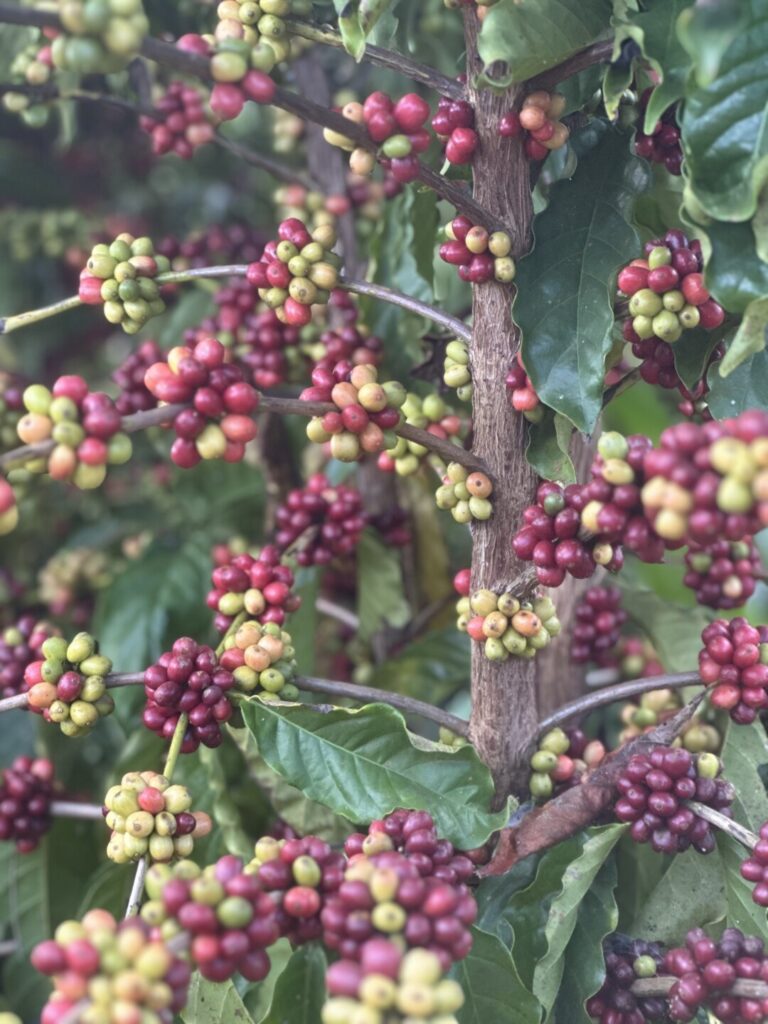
721,718 -> 768,829
614,0 -> 693,129
552,859 -> 620,1024
182,973 -> 254,1024
672,326 -> 723,389
708,347 -> 768,417
332,0 -> 395,60
632,848 -> 726,942
681,0 -> 768,222
703,220 -> 768,315
356,530 -> 410,643
287,567 -> 319,675
616,582 -> 709,672
450,927 -> 542,1024
532,825 -> 623,1017
718,835 -> 768,941
677,0 -> 748,87
198,745 -> 254,860
239,701 -> 508,848
516,124 -> 650,432
719,297 -> 768,376
155,288 -> 213,348
259,945 -> 327,1024
474,855 -> 542,948
369,627 -> 469,706
1,842 -> 51,1020
476,0 -> 612,88
525,410 -> 575,483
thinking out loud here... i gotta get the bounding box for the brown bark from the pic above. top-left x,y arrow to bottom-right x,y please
464,14 -> 539,805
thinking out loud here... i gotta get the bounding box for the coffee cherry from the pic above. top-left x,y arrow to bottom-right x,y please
698,618 -> 768,724
112,340 -> 163,414
207,543 -> 300,632
54,0 -> 149,74
570,585 -> 627,665
684,537 -> 762,610
0,755 -> 54,853
25,631 -> 114,736
439,215 -> 514,285
435,463 -> 493,522
615,745 -> 733,854
506,352 -> 542,422
456,582 -> 559,662
79,234 -> 168,333
634,88 -> 683,174
140,81 -> 214,158
380,391 -> 466,476
219,619 -> 297,700
587,935 -> 667,1023
144,638 -> 238,751
247,219 -> 337,324
0,614 -> 60,699
274,474 -> 367,566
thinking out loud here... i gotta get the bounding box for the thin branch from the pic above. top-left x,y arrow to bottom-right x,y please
316,597 -> 360,631
341,279 -> 473,342
124,856 -> 148,919
0,293 -> 82,335
529,38 -> 615,91
687,801 -> 758,850
538,671 -> 702,733
214,132 -> 315,188
631,976 -> 768,999
295,674 -> 470,738
285,18 -> 465,100
51,800 -> 104,820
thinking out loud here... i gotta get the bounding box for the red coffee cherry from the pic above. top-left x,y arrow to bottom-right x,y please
140,81 -> 214,158
0,755 -> 54,852
274,473 -> 367,566
698,618 -> 768,724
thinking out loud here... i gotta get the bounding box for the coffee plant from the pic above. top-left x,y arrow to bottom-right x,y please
1,1 -> 767,1022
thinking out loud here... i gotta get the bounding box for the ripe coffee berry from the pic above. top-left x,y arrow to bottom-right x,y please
18,378 -> 132,489
33,909 -> 190,1024
615,745 -> 733,854
432,91 -> 477,166
684,537 -> 762,609
380,392 -> 464,477
435,462 -> 493,523
144,638 -> 236,752
506,352 -> 542,422
0,614 -> 59,699
586,936 -> 668,1024
634,88 -> 683,175
219,619 -> 297,700
738,821 -> 768,907
79,233 -> 169,335
0,756 -> 54,853
306,315 -> 384,375
25,632 -> 114,737
0,476 -> 17,536
457,589 -> 561,662
499,89 -> 569,160
207,543 -> 300,633
698,618 -> 768,724
325,92 -> 430,183
144,337 -> 259,468
248,834 -> 346,944
570,585 -> 627,665
274,474 -> 367,566
148,854 -> 280,983
140,81 -> 214,158
439,214 -> 515,284
112,339 -> 163,414
104,770 -> 211,864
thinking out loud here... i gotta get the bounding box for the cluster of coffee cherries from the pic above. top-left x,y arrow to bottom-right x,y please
173,31 -> 276,124
247,834 -> 346,944
738,822 -> 768,908
304,313 -> 384,374
435,463 -> 493,523
144,337 -> 260,468
323,809 -> 478,968
207,544 -> 299,633
506,352 -> 542,422
570,585 -> 627,665
0,756 -> 54,853
303,364 -> 405,463
454,573 -> 561,661
139,81 -> 214,158
0,374 -> 23,451
324,92 -> 431,185
17,377 -> 132,489
439,215 -> 515,284
499,90 -> 569,160
2,31 -> 55,129
273,182 -> 339,237
684,537 -> 762,609
0,615 -> 58,699
104,770 -> 211,864
245,218 -> 339,326
442,339 -> 472,402
0,478 -> 18,537
214,0 -> 298,66
143,853 -> 280,983
25,632 -> 114,737
78,234 -> 169,334
698,618 -> 768,725
616,635 -> 665,681
324,944 -> 465,1024
32,909 -> 191,1024
618,229 -> 724,344
528,727 -> 605,801
615,745 -> 733,855
273,475 -> 367,565
587,935 -> 669,1024
379,393 -> 463,476
38,545 -> 113,626
664,927 -> 768,1022
144,638 -> 235,752
219,619 -> 297,700
431,91 -> 477,166
634,88 -> 682,175
113,339 -> 163,414
53,0 -> 149,73
157,221 -> 266,270
618,688 -> 721,756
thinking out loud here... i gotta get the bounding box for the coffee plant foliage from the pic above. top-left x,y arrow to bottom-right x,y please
1,1 -> 768,1023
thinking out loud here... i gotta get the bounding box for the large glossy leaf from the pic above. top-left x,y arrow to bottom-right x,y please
182,973 -> 253,1024
369,627 -> 470,706
450,927 -> 542,1024
552,859 -> 619,1024
704,221 -> 768,316
474,854 -> 542,948
356,530 -> 410,644
198,745 -> 253,860
259,945 -> 326,1024
526,410 -> 576,483
533,825 -> 623,1018
476,0 -> 612,88
632,848 -> 726,942
718,835 -> 768,941
682,0 -> 768,222
616,582 -> 708,672
332,0 -> 396,61
1,842 -> 51,1020
239,701 -> 508,848
516,124 -> 650,432
708,349 -> 768,416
